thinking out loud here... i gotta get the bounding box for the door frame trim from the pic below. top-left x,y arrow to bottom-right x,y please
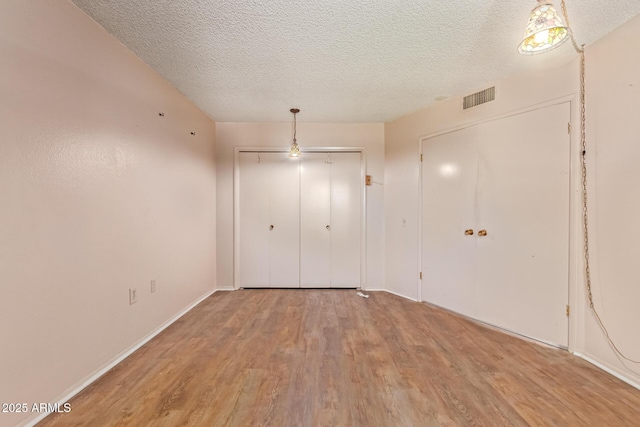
417,94 -> 580,352
233,147 -> 367,290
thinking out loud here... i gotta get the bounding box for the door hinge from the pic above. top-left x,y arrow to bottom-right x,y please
420,154 -> 423,162
419,272 -> 423,280
366,175 -> 372,186
568,122 -> 571,134
566,305 -> 570,317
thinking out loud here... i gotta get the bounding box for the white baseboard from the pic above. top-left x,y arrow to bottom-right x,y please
22,288 -> 218,427
373,289 -> 419,302
216,286 -> 236,291
573,352 -> 640,391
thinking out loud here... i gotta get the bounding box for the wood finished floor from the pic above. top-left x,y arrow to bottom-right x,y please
40,290 -> 640,426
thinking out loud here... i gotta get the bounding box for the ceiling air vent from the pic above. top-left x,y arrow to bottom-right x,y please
463,86 -> 496,110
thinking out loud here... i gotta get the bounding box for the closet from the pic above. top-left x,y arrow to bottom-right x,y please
421,102 -> 571,347
237,151 -> 362,289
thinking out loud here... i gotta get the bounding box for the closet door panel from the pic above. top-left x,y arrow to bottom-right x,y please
238,152 -> 270,288
268,153 -> 300,288
421,128 -> 478,314
300,153 -> 331,288
475,102 -> 570,346
330,152 -> 362,288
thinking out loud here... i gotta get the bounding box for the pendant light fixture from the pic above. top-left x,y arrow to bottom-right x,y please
518,0 -> 571,55
288,108 -> 301,158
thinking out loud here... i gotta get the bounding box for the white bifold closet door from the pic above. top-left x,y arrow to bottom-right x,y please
238,152 -> 300,288
300,153 -> 331,287
300,152 -> 361,288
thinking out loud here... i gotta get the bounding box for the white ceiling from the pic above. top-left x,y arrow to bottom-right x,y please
71,0 -> 640,123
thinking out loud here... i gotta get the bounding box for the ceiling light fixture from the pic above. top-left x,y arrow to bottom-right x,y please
289,108 -> 301,158
519,0 -> 640,364
518,0 -> 571,55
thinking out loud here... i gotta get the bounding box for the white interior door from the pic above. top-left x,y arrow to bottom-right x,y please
268,153 -> 300,288
300,153 -> 331,288
475,103 -> 570,346
421,127 -> 479,315
420,102 -> 570,347
238,152 -> 270,288
330,152 -> 362,288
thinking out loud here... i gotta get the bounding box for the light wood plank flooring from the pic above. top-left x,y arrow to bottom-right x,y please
40,290 -> 640,426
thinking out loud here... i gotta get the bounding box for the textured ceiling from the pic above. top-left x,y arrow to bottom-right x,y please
71,0 -> 640,123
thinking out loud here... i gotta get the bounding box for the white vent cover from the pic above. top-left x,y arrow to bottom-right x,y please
463,86 -> 496,110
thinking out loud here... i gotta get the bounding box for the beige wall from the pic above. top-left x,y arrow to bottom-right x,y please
385,13 -> 640,387
580,13 -> 640,386
0,2 -> 217,425
216,123 -> 385,290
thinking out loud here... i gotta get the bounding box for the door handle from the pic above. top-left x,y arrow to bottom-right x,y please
326,225 -> 331,231
464,229 -> 474,236
270,225 -> 274,230
478,229 -> 487,236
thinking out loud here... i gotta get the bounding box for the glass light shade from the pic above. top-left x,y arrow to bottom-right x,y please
289,141 -> 301,157
518,0 -> 571,55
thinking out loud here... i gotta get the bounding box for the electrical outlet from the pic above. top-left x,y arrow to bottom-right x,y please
129,288 -> 137,305
150,280 -> 156,293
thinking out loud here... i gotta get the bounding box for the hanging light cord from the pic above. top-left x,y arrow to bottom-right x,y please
560,0 -> 583,54
293,111 -> 297,143
561,0 -> 640,364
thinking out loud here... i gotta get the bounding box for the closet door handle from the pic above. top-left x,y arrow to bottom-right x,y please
478,229 -> 487,237
464,229 -> 474,236
270,225 -> 274,230
326,225 -> 331,231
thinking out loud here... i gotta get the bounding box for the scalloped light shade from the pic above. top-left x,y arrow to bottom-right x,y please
518,0 -> 571,55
